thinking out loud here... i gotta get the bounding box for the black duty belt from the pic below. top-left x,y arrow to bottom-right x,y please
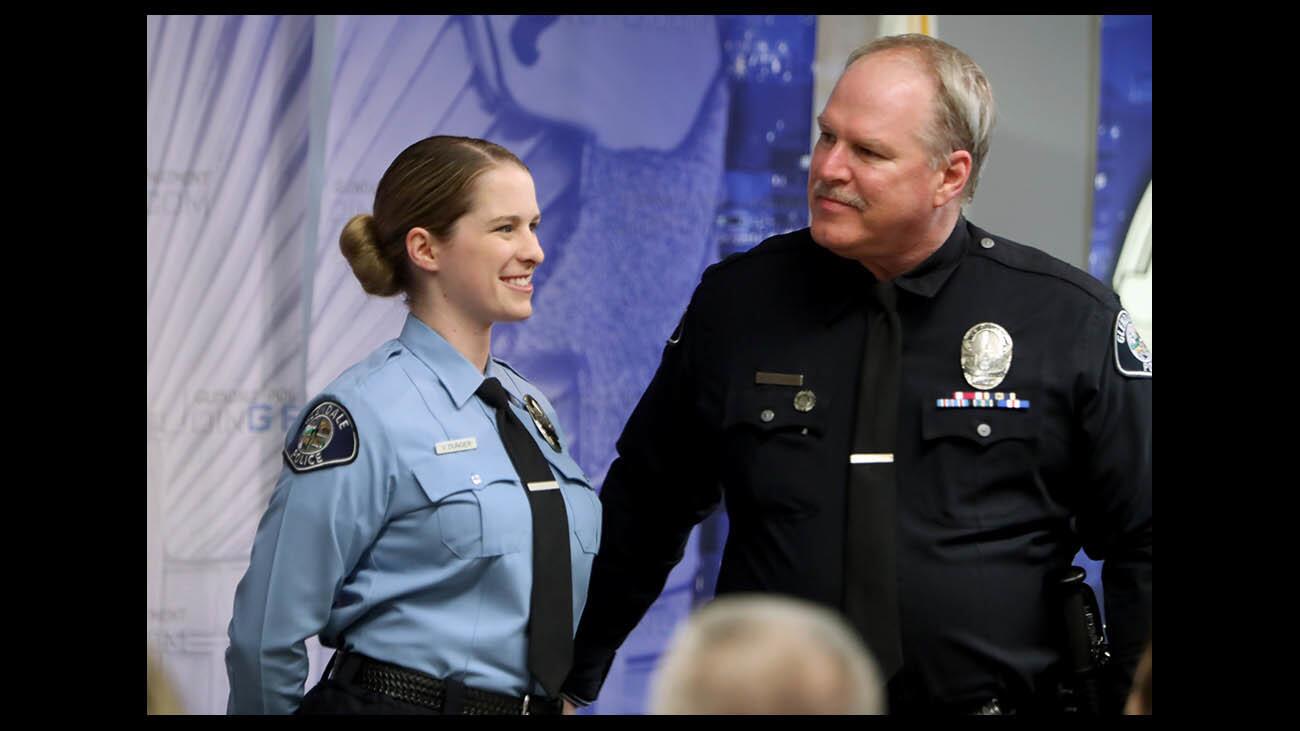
327,650 -> 562,715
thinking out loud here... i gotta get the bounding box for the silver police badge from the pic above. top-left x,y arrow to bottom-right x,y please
523,394 -> 562,452
793,389 -> 816,413
961,322 -> 1014,390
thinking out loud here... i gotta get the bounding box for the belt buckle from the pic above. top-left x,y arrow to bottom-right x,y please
520,694 -> 531,715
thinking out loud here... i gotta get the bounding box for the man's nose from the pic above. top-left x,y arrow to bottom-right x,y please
811,143 -> 850,185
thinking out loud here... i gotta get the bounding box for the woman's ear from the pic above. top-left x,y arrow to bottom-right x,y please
406,227 -> 439,273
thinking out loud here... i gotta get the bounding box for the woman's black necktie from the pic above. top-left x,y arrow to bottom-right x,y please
475,377 -> 573,697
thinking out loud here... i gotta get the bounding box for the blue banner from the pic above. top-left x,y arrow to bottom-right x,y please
149,14 -> 815,714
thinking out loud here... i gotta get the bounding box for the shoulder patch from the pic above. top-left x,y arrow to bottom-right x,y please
284,400 -> 360,473
1113,310 -> 1152,378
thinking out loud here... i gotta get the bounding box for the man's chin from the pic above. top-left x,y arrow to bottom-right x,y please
810,221 -> 865,255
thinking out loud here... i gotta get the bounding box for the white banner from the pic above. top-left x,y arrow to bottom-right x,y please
147,14 -> 314,713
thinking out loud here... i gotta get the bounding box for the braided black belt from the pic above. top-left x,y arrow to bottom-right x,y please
329,651 -> 562,715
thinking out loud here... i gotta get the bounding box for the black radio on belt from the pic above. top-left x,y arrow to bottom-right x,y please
1049,566 -> 1111,714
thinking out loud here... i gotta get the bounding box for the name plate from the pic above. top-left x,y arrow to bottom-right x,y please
435,437 -> 478,455
755,371 -> 804,387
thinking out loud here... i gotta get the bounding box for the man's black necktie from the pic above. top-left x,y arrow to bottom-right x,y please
475,377 -> 573,697
843,279 -> 904,680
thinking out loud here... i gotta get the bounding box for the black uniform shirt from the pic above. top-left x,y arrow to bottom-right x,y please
566,218 -> 1151,712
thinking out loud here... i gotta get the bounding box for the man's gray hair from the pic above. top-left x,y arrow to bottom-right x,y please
649,594 -> 884,714
846,33 -> 996,203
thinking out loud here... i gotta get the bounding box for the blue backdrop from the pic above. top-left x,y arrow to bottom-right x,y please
148,14 -> 815,715
149,16 -> 1143,714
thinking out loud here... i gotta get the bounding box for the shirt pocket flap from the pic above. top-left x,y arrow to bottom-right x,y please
920,407 -> 1040,448
412,456 -> 523,557
540,448 -> 594,490
723,384 -> 829,436
535,448 -> 600,552
411,453 -> 516,504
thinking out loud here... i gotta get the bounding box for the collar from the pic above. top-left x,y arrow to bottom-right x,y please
485,357 -> 530,406
892,215 -> 968,299
810,216 -> 969,324
398,313 -> 495,410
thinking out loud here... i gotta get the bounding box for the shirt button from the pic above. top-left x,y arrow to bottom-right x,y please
980,237 -> 995,249
470,474 -> 482,485
760,409 -> 775,423
976,423 -> 992,437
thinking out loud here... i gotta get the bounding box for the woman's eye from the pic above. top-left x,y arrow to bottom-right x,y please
495,224 -> 514,233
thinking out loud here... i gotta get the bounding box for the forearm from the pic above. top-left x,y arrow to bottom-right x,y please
1098,532 -> 1151,712
225,629 -> 311,714
565,455 -> 718,701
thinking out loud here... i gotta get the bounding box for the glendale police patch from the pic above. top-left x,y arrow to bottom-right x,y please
1113,310 -> 1152,378
284,400 -> 359,473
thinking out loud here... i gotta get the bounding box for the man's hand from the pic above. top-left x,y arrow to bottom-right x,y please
562,698 -> 578,715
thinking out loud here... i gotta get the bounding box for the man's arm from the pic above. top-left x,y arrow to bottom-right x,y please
562,293 -> 725,704
1074,306 -> 1152,714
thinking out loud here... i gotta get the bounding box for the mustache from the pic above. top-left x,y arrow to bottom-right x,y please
811,181 -> 865,210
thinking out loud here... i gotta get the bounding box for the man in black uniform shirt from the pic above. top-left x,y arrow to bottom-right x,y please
561,34 -> 1151,714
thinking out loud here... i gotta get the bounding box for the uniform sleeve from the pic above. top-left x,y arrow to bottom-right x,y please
1073,304 -> 1152,713
563,287 -> 725,703
224,396 -> 395,714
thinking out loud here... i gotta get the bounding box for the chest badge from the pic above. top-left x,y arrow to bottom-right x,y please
793,389 -> 817,413
524,394 -> 562,453
961,322 -> 1013,390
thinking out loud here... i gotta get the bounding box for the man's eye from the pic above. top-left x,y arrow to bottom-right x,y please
495,224 -> 514,233
819,131 -> 835,144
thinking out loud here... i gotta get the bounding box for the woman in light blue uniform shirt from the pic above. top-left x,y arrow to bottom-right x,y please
225,136 -> 600,715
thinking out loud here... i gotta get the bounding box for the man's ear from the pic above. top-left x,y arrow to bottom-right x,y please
934,149 -> 972,208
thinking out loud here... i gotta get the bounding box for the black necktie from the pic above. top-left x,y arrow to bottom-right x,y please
475,377 -> 573,697
843,280 -> 904,680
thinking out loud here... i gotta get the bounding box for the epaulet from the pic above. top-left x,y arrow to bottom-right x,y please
966,224 -> 1118,308
492,357 -> 529,383
343,338 -> 406,375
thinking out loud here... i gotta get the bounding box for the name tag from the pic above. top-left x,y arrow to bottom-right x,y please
755,371 -> 804,387
527,480 -> 559,492
435,437 -> 478,455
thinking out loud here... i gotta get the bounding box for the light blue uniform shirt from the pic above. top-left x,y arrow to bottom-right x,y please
225,314 -> 601,714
